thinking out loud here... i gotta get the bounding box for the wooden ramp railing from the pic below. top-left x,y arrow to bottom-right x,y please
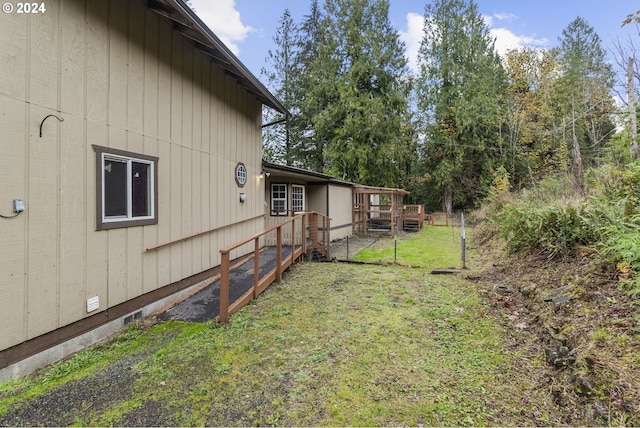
218,211 -> 330,323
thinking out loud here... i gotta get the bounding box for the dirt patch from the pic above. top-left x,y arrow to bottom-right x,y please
471,234 -> 640,425
328,234 -> 380,259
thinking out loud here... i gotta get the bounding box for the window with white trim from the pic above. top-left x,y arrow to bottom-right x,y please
271,184 -> 287,216
93,145 -> 158,230
292,184 -> 305,213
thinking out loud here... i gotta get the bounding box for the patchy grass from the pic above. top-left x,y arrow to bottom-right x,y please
0,323 -> 152,416
354,226 -> 463,268
1,229 -> 554,426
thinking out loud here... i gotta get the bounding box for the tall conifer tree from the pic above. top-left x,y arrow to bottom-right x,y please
556,17 -> 616,175
292,0 -> 338,172
319,0 -> 415,186
261,9 -> 298,165
416,0 -> 506,212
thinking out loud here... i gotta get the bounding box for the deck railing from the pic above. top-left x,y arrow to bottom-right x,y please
218,211 -> 330,323
403,204 -> 425,229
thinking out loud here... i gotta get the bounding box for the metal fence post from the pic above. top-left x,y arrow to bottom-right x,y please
461,213 -> 466,269
394,238 -> 397,263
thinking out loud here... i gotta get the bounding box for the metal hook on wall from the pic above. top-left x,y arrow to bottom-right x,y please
39,114 -> 64,138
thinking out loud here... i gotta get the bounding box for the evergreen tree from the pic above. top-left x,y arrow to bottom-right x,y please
261,9 -> 298,165
284,0 -> 415,185
318,0 -> 416,187
556,17 -> 616,186
263,0 -> 417,186
416,0 -> 506,212
291,0 -> 338,172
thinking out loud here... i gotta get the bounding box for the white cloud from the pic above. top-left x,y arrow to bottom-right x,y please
490,27 -> 548,57
400,10 -> 549,73
189,0 -> 254,56
493,12 -> 518,23
399,12 -> 424,74
483,14 -> 494,28
484,12 -> 548,57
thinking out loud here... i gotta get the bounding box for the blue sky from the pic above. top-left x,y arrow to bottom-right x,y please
190,0 -> 637,79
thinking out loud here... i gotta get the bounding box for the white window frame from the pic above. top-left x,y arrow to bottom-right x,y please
271,183 -> 288,216
93,145 -> 158,230
292,184 -> 305,214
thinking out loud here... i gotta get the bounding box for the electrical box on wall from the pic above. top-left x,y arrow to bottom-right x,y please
13,199 -> 24,213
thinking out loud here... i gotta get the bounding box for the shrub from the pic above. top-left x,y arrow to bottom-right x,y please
487,162 -> 640,285
497,202 -> 594,259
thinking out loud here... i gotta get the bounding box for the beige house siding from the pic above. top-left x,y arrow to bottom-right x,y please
327,184 -> 353,240
307,183 -> 328,215
0,0 -> 265,353
262,167 -> 355,244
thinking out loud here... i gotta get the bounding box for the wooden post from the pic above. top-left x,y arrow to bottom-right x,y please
322,215 -> 328,258
391,195 -> 396,235
219,250 -> 230,323
309,213 -> 318,249
301,213 -> 307,260
276,226 -> 283,282
352,190 -> 356,235
291,217 -> 296,260
253,238 -> 260,298
364,196 -> 369,234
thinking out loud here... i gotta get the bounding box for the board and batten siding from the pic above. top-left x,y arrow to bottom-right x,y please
328,184 -> 353,240
0,0 -> 265,352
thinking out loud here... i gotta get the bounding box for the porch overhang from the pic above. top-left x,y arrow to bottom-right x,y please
262,161 -> 334,184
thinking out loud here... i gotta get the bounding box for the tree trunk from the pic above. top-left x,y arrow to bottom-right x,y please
570,100 -> 584,192
572,134 -> 584,192
442,185 -> 453,215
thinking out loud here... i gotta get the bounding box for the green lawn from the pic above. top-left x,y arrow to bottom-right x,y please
0,228 -> 552,426
354,225 -> 464,268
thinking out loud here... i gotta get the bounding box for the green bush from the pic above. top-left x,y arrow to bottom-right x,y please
487,162 -> 640,291
586,162 -> 640,204
497,202 -> 594,259
586,200 -> 640,270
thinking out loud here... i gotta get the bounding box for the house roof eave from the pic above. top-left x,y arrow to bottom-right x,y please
262,160 -> 333,183
262,161 -> 410,195
149,0 -> 289,115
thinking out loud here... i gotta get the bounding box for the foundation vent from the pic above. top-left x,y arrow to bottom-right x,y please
86,296 -> 100,313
